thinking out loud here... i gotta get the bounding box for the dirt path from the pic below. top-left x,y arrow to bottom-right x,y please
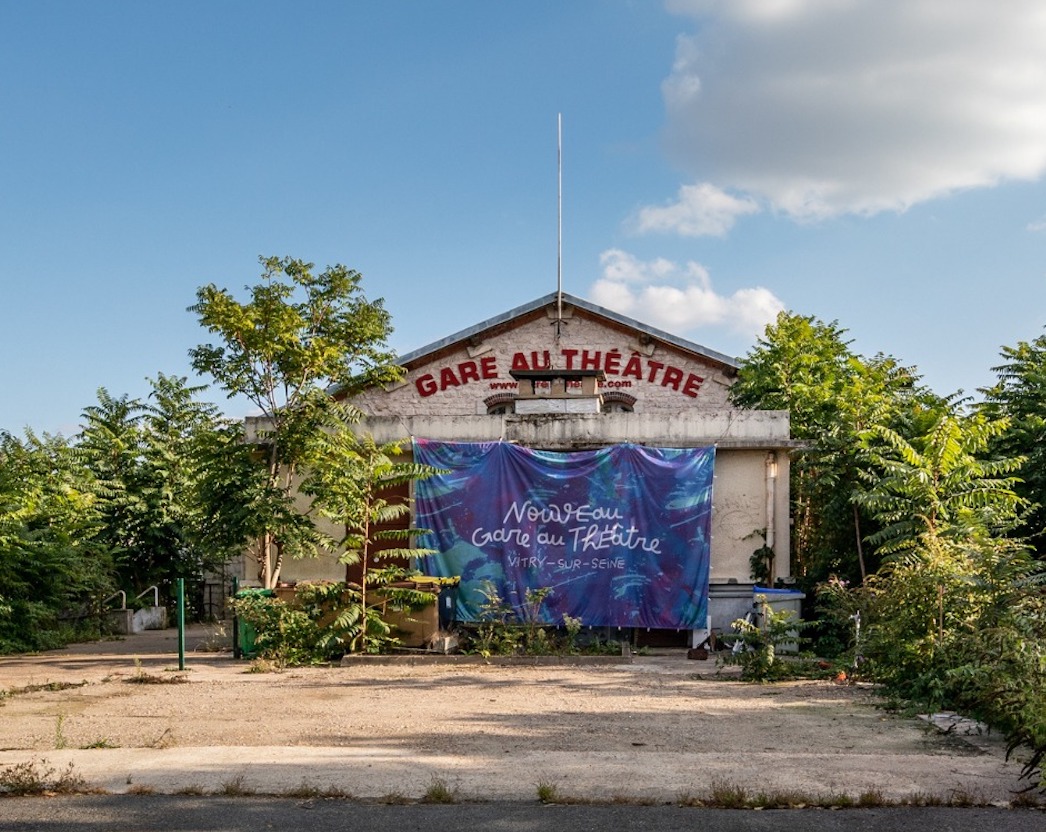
0,627 -> 1035,803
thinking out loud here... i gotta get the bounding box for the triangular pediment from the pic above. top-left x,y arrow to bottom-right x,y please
397,292 -> 738,371
352,292 -> 741,417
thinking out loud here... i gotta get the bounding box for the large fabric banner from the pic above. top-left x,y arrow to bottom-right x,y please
413,439 -> 714,629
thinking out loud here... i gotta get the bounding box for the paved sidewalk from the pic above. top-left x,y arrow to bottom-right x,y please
0,625 -> 231,687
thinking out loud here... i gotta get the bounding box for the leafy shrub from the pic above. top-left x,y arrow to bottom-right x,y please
825,534 -> 1046,791
720,595 -> 813,682
812,577 -> 865,661
942,586 -> 1046,791
461,582 -> 617,657
230,570 -> 440,664
230,592 -> 322,666
0,760 -> 86,795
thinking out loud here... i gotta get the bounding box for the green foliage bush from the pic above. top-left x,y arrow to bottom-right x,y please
0,431 -> 115,653
461,582 -> 623,657
945,593 -> 1046,790
825,535 -> 1046,790
230,572 -> 439,665
720,595 -> 815,682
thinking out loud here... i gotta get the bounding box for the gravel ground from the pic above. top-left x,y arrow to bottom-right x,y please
0,626 -> 1037,804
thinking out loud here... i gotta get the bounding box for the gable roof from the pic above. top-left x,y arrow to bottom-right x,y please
396,291 -> 740,373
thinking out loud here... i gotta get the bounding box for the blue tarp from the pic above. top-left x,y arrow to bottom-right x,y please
413,440 -> 714,629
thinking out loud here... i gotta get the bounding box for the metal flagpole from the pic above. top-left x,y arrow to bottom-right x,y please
556,112 -> 563,339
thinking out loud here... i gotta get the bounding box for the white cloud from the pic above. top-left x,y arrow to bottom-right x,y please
591,249 -> 784,337
1028,215 -> 1046,233
657,0 -> 1046,221
635,182 -> 760,237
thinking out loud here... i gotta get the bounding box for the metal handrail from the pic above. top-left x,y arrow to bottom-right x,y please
136,586 -> 159,607
104,590 -> 127,610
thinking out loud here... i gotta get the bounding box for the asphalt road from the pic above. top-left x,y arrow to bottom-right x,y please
0,796 -> 1043,831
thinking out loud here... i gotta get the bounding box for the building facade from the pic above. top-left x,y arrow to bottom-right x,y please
244,292 -> 795,643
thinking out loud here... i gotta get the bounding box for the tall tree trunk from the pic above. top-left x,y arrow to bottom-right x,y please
270,539 -> 284,588
258,533 -> 272,588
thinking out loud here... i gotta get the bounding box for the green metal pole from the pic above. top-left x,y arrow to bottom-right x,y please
177,578 -> 185,671
232,576 -> 240,659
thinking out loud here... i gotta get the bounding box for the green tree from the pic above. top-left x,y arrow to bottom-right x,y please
192,420 -> 293,579
75,378 -> 227,606
0,431 -> 114,651
845,410 -> 1044,788
855,410 -> 1026,558
979,330 -> 1046,557
138,374 -> 231,605
141,375 -> 205,566
303,410 -> 439,652
731,311 -> 937,584
75,389 -> 148,590
851,506 -> 1045,790
189,256 -> 402,588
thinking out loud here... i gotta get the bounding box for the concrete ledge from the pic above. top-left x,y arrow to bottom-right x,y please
132,606 -> 168,633
107,609 -> 134,634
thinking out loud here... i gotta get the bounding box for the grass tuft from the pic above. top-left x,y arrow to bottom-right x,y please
81,738 -> 119,749
708,779 -> 750,809
536,780 -> 561,803
281,780 -> 351,800
126,671 -> 189,685
420,776 -> 457,804
216,774 -> 255,796
146,727 -> 175,749
54,714 -> 68,749
855,788 -> 886,807
245,658 -> 283,674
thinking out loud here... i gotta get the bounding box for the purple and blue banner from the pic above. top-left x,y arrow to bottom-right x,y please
413,439 -> 714,629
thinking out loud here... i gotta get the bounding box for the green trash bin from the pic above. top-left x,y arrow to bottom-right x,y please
233,588 -> 275,658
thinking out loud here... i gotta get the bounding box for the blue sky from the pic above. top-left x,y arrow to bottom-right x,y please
3,0 -> 1046,435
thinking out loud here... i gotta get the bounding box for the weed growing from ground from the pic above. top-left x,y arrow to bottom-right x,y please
146,727 -> 175,749
216,774 -> 254,796
281,780 -> 351,800
0,759 -> 87,796
536,781 -> 561,803
126,669 -> 190,685
421,777 -> 457,804
674,780 -> 1024,810
245,658 -> 283,674
855,789 -> 886,807
707,779 -> 750,809
1010,790 -> 1045,808
53,714 -> 68,749
80,738 -> 119,749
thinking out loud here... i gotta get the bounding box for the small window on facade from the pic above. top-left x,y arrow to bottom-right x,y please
600,392 -> 637,414
484,393 -> 517,414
